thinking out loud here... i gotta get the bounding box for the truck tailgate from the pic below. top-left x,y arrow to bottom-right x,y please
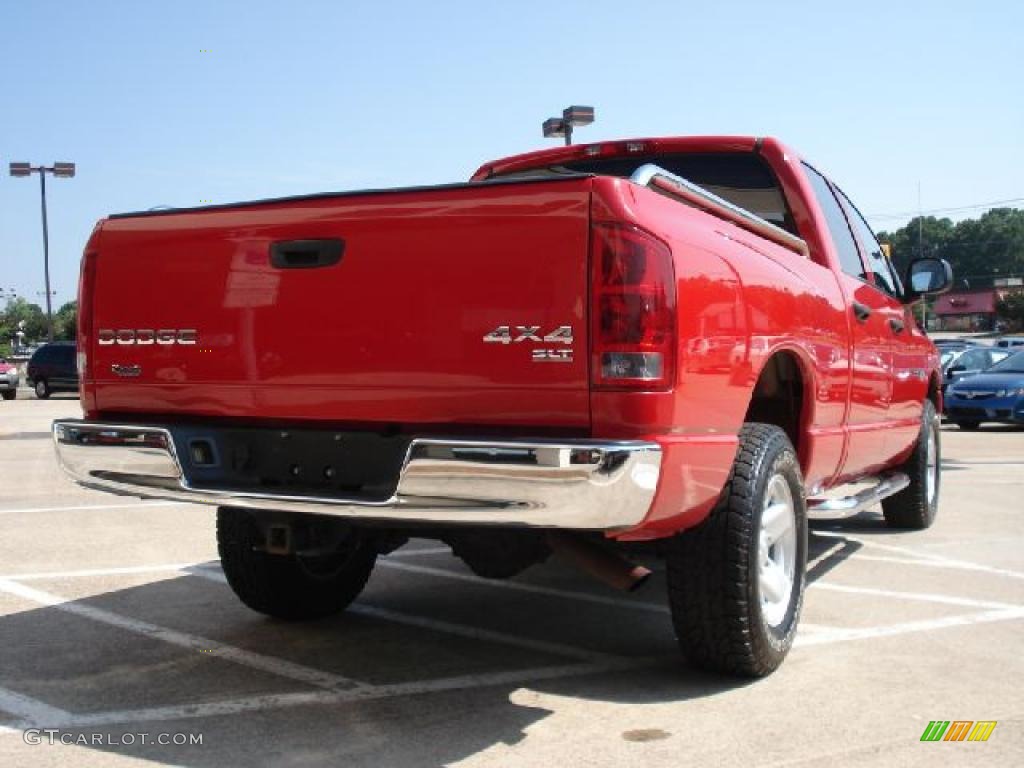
88,178 -> 592,429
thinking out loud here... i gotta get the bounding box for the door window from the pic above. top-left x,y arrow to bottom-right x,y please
802,164 -> 866,280
834,187 -> 902,297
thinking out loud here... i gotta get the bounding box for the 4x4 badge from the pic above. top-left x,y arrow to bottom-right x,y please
482,325 -> 573,345
483,325 -> 574,363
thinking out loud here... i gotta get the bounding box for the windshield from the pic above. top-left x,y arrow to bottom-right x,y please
987,350 -> 1024,374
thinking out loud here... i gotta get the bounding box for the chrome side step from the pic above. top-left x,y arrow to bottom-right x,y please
806,472 -> 910,520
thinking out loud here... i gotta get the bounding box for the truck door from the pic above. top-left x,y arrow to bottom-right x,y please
836,189 -> 927,463
802,165 -> 894,478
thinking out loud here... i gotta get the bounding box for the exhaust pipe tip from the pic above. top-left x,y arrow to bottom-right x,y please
625,565 -> 653,592
546,532 -> 653,593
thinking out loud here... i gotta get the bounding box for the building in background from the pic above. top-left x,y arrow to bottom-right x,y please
933,290 -> 998,331
933,280 -> 1024,332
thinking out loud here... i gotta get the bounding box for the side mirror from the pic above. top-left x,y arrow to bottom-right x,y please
947,365 -> 965,376
905,257 -> 953,302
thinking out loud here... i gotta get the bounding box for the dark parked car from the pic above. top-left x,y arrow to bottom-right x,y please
941,346 -> 1010,396
945,350 -> 1024,429
26,342 -> 79,399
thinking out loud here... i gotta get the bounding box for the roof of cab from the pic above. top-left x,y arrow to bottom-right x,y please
472,135 -> 774,180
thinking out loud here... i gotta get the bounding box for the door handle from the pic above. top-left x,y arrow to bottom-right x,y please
270,239 -> 345,269
889,317 -> 905,334
851,302 -> 872,323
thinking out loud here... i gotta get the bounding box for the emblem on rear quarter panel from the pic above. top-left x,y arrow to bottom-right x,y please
110,364 -> 142,377
483,324 -> 574,362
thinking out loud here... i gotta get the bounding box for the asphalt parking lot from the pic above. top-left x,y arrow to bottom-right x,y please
1,394 -> 1022,767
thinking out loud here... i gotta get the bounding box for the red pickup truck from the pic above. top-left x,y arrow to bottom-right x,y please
54,136 -> 952,677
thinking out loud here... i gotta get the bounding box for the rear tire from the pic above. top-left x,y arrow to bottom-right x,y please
883,399 -> 940,530
34,379 -> 50,399
667,423 -> 807,677
1,390 -> 14,401
955,420 -> 980,431
217,507 -> 377,620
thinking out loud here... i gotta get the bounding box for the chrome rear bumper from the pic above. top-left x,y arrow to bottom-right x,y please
52,420 -> 661,530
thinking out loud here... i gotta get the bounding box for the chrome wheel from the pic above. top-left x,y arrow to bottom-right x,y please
759,474 -> 797,628
925,419 -> 938,506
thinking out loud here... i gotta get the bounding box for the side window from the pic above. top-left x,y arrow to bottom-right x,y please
834,187 -> 902,297
960,349 -> 987,370
802,163 -> 866,281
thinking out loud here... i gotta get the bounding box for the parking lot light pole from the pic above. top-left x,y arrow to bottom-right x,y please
542,105 -> 595,146
9,161 -> 76,342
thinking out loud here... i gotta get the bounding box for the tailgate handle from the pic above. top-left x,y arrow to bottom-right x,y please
270,239 -> 345,269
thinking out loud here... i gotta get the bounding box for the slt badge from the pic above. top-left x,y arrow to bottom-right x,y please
483,325 -> 574,363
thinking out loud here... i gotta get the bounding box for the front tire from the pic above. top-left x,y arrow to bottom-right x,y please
883,399 -> 940,529
955,420 -> 980,431
1,390 -> 14,401
34,379 -> 50,399
217,507 -> 377,620
667,423 -> 807,677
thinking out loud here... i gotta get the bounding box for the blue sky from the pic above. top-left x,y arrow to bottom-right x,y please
1,0 -> 1021,306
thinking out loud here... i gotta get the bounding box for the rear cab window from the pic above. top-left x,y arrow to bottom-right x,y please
491,152 -> 798,235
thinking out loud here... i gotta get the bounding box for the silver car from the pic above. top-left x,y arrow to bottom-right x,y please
0,358 -> 19,401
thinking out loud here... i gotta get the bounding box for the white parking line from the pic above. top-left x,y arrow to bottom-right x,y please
849,552 -> 1024,580
811,530 -> 1024,581
0,501 -> 185,516
0,563 -> 203,582
0,551 -> 1020,733
807,541 -> 847,570
384,547 -> 453,559
0,686 -> 73,727
9,658 -> 655,731
808,581 -> 1020,610
796,606 -> 1024,647
811,530 -> 955,563
186,566 -> 622,664
0,578 -> 365,691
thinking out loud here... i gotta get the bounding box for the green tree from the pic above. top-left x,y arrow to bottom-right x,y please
54,301 -> 78,340
878,208 -> 1024,288
996,293 -> 1024,332
0,297 -> 47,347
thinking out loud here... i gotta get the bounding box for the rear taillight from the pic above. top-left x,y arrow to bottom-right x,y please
78,251 -> 97,379
590,223 -> 676,390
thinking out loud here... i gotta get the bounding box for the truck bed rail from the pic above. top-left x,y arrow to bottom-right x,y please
629,163 -> 810,259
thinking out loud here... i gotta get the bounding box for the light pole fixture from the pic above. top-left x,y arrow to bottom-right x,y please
9,161 -> 76,342
541,105 -> 595,146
